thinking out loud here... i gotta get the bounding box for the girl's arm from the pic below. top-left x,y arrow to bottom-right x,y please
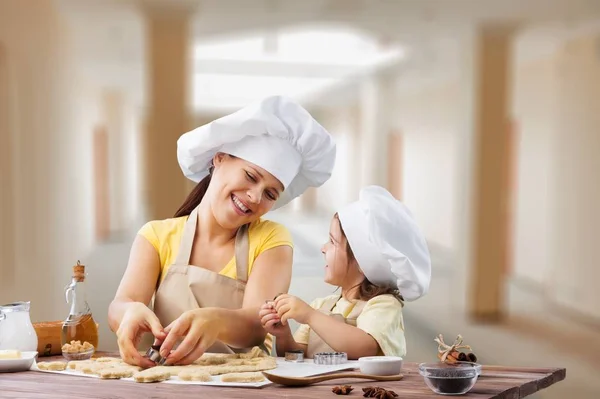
306,311 -> 379,359
275,294 -> 379,359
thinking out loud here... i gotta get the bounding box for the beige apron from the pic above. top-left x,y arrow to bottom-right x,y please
153,205 -> 260,354
306,295 -> 367,358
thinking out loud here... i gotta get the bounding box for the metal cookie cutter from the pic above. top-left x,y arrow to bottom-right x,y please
144,344 -> 167,365
313,352 -> 348,365
284,350 -> 304,363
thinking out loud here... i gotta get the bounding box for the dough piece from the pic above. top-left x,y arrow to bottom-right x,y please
221,372 -> 266,383
67,360 -> 95,370
0,350 -> 21,359
37,361 -> 67,371
194,353 -> 236,366
94,357 -> 122,363
241,357 -> 271,365
207,357 -> 276,375
152,365 -> 188,377
99,366 -> 139,379
178,369 -> 212,382
239,346 -> 266,359
133,367 -> 171,383
81,362 -> 116,375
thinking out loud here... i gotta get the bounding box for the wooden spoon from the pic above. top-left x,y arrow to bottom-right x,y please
262,371 -> 404,387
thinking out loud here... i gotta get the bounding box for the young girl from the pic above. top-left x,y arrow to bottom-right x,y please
259,185 -> 431,359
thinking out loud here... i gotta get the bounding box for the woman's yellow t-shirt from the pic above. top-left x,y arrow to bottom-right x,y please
138,216 -> 293,282
138,216 -> 293,355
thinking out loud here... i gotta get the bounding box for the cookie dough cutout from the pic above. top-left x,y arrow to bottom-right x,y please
133,367 -> 171,383
239,347 -> 267,359
37,361 -> 67,371
221,372 -> 266,383
94,357 -> 122,363
82,362 -> 118,375
99,366 -> 139,379
178,369 -> 212,382
67,360 -> 95,370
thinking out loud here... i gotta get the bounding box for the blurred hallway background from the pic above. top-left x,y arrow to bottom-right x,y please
2,1 -> 600,397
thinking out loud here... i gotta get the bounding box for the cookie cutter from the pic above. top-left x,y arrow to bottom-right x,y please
144,344 -> 167,365
266,293 -> 285,327
284,350 -> 305,363
313,352 -> 348,365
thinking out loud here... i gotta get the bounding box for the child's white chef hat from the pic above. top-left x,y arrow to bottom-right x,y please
338,186 -> 432,301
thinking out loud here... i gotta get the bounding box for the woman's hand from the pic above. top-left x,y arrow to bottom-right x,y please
116,302 -> 166,368
259,301 -> 289,336
274,294 -> 315,325
159,309 -> 224,365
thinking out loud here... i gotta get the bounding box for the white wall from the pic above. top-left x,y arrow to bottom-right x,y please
0,0 -> 97,321
314,106 -> 358,212
510,54 -> 558,285
511,26 -> 600,320
395,83 -> 461,251
549,34 -> 600,320
123,104 -> 143,228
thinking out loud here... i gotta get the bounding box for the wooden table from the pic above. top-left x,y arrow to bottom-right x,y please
0,354 -> 565,399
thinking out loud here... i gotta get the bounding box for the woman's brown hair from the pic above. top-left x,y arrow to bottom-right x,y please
334,214 -> 404,305
174,166 -> 214,217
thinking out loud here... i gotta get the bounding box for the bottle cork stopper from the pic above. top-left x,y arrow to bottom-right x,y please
73,260 -> 85,281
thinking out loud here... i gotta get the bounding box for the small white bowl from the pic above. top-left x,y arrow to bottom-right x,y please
358,356 -> 403,376
0,351 -> 37,373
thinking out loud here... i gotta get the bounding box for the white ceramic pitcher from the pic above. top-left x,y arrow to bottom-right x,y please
0,301 -> 38,351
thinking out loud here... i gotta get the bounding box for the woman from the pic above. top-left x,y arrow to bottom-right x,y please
108,96 -> 336,367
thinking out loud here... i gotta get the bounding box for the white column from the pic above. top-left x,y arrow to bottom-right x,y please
0,43 -> 16,302
359,73 -> 396,189
549,34 -> 600,320
102,90 -> 126,233
454,24 -> 514,320
142,5 -> 193,220
0,0 -> 95,320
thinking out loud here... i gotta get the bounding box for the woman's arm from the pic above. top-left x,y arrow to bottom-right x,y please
108,235 -> 161,330
108,235 -> 166,366
160,245 -> 293,364
219,244 -> 293,347
273,328 -> 307,357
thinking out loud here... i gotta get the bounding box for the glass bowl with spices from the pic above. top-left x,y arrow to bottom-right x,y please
418,361 -> 481,395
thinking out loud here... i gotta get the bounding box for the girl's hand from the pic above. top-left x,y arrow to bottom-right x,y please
274,294 -> 315,325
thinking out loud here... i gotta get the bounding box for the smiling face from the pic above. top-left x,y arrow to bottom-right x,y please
321,215 -> 365,287
206,153 -> 284,229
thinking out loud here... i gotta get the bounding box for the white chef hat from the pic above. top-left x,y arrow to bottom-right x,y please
177,96 -> 336,210
338,186 -> 431,301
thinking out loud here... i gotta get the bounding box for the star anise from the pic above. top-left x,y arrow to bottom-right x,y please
362,386 -> 398,399
332,385 -> 354,395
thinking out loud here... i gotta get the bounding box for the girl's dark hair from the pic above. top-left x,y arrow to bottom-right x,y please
334,213 -> 404,304
174,166 -> 213,218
